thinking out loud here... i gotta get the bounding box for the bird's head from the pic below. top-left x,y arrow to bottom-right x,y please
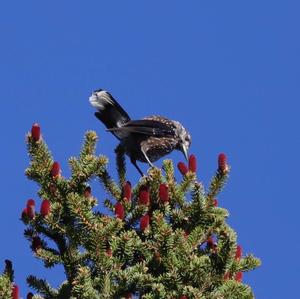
174,121 -> 192,161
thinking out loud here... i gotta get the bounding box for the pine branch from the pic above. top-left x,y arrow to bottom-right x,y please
4,259 -> 14,282
71,267 -> 100,299
27,275 -> 58,299
25,135 -> 54,183
98,169 -> 121,200
212,280 -> 254,299
237,255 -> 262,272
79,131 -> 98,160
0,273 -> 12,299
206,169 -> 230,204
35,248 -> 62,268
162,159 -> 175,184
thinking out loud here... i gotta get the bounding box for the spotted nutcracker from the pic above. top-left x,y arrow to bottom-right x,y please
89,89 -> 191,176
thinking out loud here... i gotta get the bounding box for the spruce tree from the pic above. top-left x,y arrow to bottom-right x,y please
0,123 -> 260,299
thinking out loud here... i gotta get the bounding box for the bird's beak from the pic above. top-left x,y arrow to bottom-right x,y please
181,144 -> 189,161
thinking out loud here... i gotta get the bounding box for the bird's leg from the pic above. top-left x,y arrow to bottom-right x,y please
141,147 -> 155,168
130,157 -> 144,177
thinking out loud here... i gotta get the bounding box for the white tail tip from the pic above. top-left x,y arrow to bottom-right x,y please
89,90 -> 114,110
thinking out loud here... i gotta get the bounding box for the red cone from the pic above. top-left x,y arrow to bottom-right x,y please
235,271 -> 243,282
177,162 -> 188,175
51,161 -> 60,177
26,199 -> 35,219
123,181 -> 132,202
235,245 -> 242,260
140,214 -> 150,231
83,186 -> 91,198
31,123 -> 41,142
218,153 -> 228,173
224,272 -> 230,280
188,154 -> 197,173
207,236 -> 215,248
125,293 -> 132,299
138,187 -> 150,205
115,202 -> 125,220
12,284 -> 19,299
40,199 -> 51,217
32,237 -> 42,252
179,296 -> 188,299
213,199 -> 218,207
106,248 -> 112,257
21,208 -> 28,221
159,184 -> 169,203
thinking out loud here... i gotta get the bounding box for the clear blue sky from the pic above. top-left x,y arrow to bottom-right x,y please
0,1 -> 299,298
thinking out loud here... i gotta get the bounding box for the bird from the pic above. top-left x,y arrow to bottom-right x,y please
89,89 -> 191,176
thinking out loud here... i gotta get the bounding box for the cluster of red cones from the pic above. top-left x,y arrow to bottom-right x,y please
21,199 -> 51,220
177,154 -> 197,175
177,153 -> 228,176
114,153 -> 229,234
115,182 -> 170,231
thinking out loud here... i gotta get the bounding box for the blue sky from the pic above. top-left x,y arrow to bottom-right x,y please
0,1 -> 299,298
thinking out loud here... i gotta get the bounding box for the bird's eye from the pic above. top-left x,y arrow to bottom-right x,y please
185,136 -> 190,141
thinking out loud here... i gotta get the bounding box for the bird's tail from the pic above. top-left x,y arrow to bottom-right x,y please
89,90 -> 131,133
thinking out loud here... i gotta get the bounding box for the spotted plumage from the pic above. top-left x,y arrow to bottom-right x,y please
89,89 -> 191,176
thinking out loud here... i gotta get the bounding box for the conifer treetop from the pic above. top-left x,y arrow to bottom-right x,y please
0,124 -> 260,299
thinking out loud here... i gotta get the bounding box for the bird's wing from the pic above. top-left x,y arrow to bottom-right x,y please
107,120 -> 175,138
